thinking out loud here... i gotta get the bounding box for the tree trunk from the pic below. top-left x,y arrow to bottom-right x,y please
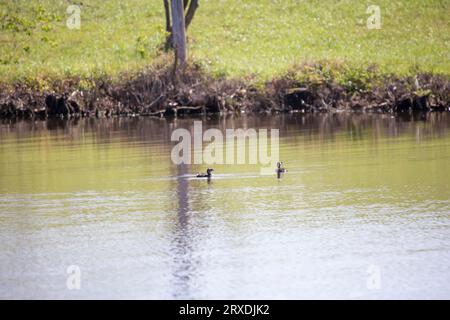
184,0 -> 198,30
170,0 -> 187,66
163,0 -> 173,51
164,0 -> 199,51
163,0 -> 171,33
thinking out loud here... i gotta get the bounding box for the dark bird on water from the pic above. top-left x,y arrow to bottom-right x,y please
276,162 -> 287,174
276,162 -> 287,179
197,168 -> 214,178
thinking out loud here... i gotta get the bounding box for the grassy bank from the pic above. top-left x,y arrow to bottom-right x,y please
1,0 -> 449,84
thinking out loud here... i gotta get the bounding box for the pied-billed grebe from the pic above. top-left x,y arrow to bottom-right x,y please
197,168 -> 214,178
276,161 -> 287,174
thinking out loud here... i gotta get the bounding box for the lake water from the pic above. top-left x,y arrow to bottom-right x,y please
1,113 -> 449,299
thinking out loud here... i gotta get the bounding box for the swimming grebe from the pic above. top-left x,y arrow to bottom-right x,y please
196,168 -> 214,178
276,162 -> 287,174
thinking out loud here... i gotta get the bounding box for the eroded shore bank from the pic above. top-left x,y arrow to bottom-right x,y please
1,63 -> 449,119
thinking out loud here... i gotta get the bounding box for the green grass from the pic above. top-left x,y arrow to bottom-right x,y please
0,0 -> 449,84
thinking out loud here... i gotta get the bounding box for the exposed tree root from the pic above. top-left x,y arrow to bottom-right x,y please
0,63 -> 449,119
